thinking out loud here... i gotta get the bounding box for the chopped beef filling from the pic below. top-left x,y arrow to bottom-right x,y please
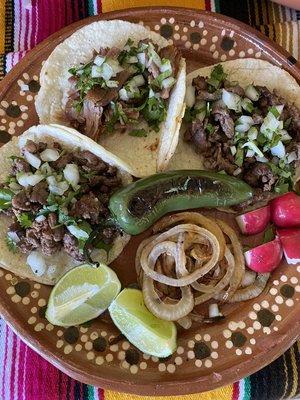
1,140 -> 123,261
184,64 -> 300,204
65,39 -> 181,141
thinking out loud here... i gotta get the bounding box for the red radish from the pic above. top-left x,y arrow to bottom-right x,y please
277,228 -> 300,265
244,238 -> 283,273
271,192 -> 300,228
236,205 -> 270,235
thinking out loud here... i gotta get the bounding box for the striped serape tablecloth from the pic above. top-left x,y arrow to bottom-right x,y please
1,1 -> 300,399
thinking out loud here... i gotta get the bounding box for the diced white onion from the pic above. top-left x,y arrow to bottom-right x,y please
67,224 -> 89,240
63,164 -> 80,188
241,97 -> 253,113
27,251 -> 47,276
236,115 -> 254,133
147,45 -> 161,68
287,151 -> 298,164
271,140 -> 285,158
256,155 -> 269,163
106,59 -> 123,75
245,85 -> 260,101
137,52 -> 146,66
17,173 -> 44,187
100,63 -> 114,80
222,89 -> 242,113
106,80 -> 118,88
7,231 -> 20,243
248,126 -> 258,140
242,141 -> 264,158
160,59 -> 172,73
246,149 -> 255,158
131,74 -> 145,87
230,146 -> 237,156
91,65 -> 102,78
40,162 -> 53,175
119,88 -> 130,101
47,176 -> 69,195
235,124 -> 250,133
260,111 -> 281,139
162,77 -> 176,89
94,55 -> 106,66
35,215 -> 46,222
40,148 -> 60,162
24,150 -> 41,169
274,105 -> 284,115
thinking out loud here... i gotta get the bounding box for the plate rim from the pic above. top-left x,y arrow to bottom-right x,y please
0,6 -> 300,396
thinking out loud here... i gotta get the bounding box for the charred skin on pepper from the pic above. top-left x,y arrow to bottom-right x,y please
109,170 -> 253,235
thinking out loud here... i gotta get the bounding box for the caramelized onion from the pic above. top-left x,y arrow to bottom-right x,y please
153,212 -> 226,261
135,211 -> 270,328
140,224 -> 220,287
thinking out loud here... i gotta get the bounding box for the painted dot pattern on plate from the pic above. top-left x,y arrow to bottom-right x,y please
0,12 -> 298,387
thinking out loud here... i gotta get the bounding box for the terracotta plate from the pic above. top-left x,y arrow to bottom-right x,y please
0,7 -> 300,396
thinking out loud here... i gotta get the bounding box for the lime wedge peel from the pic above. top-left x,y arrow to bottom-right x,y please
46,263 -> 121,327
109,288 -> 177,357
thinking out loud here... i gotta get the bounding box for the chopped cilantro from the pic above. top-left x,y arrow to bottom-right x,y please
207,64 -> 227,89
105,102 -> 128,133
183,106 -> 198,123
95,241 -> 113,252
140,96 -> 167,132
129,129 -> 147,137
0,188 -> 14,211
151,70 -> 172,90
269,106 -> 280,118
205,123 -> 214,134
5,235 -> 17,253
17,213 -> 33,229
235,147 -> 244,167
58,210 -> 75,226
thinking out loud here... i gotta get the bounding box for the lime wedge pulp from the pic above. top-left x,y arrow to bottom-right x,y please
108,288 -> 177,357
46,263 -> 121,327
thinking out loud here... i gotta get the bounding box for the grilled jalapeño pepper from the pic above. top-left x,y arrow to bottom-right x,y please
109,170 -> 253,235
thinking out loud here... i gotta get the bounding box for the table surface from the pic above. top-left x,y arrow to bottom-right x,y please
0,1 -> 300,399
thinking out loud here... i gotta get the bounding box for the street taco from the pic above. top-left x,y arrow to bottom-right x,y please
36,20 -> 186,177
169,58 -> 300,207
0,124 -> 132,285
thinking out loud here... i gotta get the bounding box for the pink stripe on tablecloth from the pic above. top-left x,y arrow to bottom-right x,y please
1,324 -> 9,399
19,0 -> 23,50
26,2 -> 32,50
21,344 -> 28,400
15,336 -> 23,400
9,333 -> 17,400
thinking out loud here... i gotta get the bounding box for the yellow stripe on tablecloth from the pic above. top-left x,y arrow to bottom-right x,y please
105,385 -> 233,400
102,0 -> 205,13
0,0 -> 5,53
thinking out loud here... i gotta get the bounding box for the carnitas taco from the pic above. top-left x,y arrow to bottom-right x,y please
169,59 -> 300,208
36,20 -> 186,177
0,124 -> 132,285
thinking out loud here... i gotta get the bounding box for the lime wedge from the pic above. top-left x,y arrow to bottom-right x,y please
46,263 -> 121,327
108,288 -> 177,357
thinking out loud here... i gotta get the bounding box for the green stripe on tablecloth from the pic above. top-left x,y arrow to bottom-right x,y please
243,377 -> 251,400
